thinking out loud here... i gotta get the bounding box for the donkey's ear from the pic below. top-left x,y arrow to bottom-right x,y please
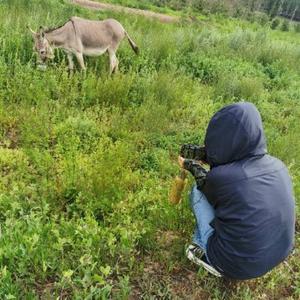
27,25 -> 37,36
39,26 -> 46,38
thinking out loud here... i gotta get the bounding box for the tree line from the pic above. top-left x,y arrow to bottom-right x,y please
153,0 -> 300,20
262,0 -> 299,20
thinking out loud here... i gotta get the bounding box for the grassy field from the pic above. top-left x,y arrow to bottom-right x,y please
0,0 -> 299,298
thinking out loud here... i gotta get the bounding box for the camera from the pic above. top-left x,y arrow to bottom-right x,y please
180,144 -> 207,162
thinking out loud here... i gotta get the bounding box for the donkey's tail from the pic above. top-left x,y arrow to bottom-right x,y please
125,31 -> 139,55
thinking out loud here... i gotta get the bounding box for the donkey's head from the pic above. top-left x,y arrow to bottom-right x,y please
28,26 -> 54,62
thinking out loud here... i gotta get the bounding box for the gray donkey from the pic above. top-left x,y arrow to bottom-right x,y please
29,17 -> 139,73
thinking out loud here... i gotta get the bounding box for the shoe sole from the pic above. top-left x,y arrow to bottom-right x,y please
186,249 -> 223,277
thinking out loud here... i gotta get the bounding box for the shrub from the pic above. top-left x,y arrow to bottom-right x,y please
54,116 -> 100,154
176,54 -> 221,84
191,0 -> 204,12
214,74 -> 265,102
281,19 -> 290,31
270,18 -> 281,30
294,23 -> 300,33
228,30 -> 253,51
251,12 -> 269,26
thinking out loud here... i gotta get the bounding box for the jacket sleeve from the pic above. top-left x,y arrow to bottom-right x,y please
183,159 -> 208,190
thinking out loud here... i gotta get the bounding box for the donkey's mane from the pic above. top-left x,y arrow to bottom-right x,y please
44,19 -> 70,33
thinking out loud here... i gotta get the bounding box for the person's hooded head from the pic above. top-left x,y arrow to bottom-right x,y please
204,102 -> 267,167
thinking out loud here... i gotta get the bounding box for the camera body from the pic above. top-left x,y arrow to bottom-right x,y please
180,144 -> 207,162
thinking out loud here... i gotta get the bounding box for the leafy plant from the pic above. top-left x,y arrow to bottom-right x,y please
0,0 -> 299,298
281,19 -> 290,31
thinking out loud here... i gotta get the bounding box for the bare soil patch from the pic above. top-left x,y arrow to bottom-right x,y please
71,0 -> 179,23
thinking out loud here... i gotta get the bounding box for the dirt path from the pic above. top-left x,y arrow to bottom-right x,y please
70,0 -> 179,23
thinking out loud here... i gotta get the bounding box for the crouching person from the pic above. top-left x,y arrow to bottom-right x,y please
179,102 -> 295,279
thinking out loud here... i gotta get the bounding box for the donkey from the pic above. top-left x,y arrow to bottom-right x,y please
28,17 -> 139,73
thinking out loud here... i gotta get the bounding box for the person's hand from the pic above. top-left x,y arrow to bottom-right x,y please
178,156 -> 185,169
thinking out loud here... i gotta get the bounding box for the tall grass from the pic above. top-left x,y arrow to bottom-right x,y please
0,0 -> 299,298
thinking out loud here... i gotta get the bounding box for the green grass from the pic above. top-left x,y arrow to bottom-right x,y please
0,0 -> 299,298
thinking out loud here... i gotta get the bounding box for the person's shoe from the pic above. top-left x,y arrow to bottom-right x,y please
186,244 -> 223,277
186,243 -> 205,265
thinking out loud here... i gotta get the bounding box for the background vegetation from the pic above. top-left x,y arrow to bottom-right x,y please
0,0 -> 299,298
98,0 -> 300,22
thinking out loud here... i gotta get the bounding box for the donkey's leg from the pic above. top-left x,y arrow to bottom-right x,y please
108,49 -> 119,75
114,55 -> 119,73
67,53 -> 74,73
75,52 -> 86,71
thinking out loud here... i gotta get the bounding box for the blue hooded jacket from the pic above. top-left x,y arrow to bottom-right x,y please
203,102 -> 295,279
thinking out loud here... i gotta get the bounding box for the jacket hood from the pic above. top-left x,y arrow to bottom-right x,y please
204,102 -> 267,167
